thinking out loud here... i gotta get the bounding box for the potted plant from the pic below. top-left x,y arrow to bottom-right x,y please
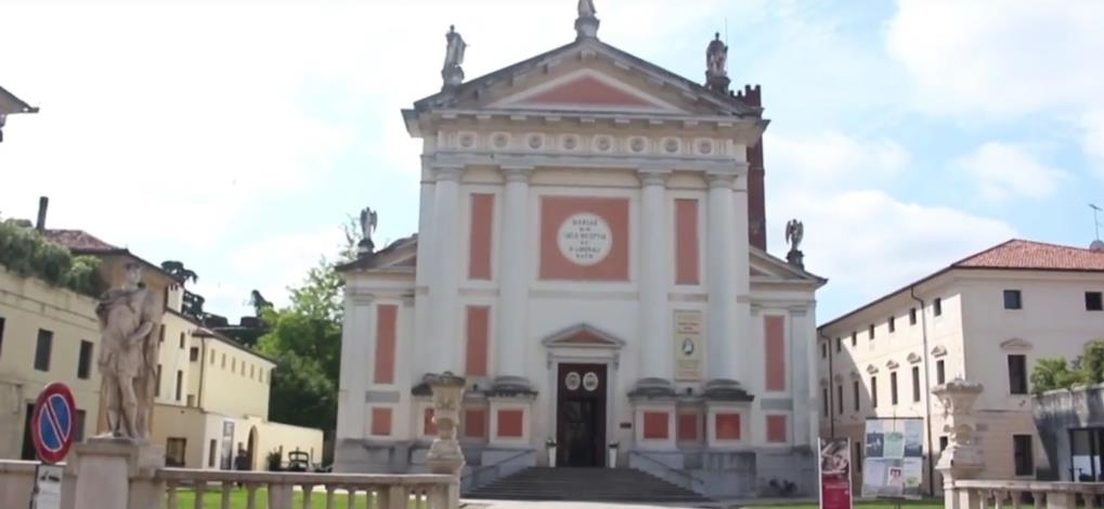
608,441 -> 620,468
545,438 -> 558,468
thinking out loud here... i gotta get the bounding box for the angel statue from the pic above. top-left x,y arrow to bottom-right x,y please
96,262 -> 162,439
785,219 -> 804,252
578,0 -> 596,18
360,207 -> 378,244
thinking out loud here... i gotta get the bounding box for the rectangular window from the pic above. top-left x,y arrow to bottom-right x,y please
871,376 -> 878,408
933,298 -> 943,316
911,366 -> 921,402
221,353 -> 226,368
186,395 -> 195,407
868,324 -> 875,339
155,364 -> 162,397
179,332 -> 185,349
836,385 -> 843,416
1004,289 -> 1023,310
1087,291 -> 1103,311
888,316 -> 896,333
821,342 -> 827,359
159,324 -> 165,343
1008,354 -> 1028,394
939,436 -> 949,451
34,329 -> 53,371
836,338 -> 842,352
208,439 -> 217,467
852,380 -> 860,412
937,359 -> 946,385
189,347 -> 199,362
166,437 -> 186,467
822,388 -> 829,417
854,441 -> 863,473
0,316 -> 5,358
74,410 -> 86,443
1013,434 -> 1034,476
77,340 -> 93,379
175,370 -> 183,401
890,372 -> 899,405
851,332 -> 857,347
909,307 -> 917,325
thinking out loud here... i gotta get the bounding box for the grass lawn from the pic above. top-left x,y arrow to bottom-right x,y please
174,488 -> 423,509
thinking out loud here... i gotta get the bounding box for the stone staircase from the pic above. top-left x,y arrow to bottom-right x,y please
464,467 -> 713,504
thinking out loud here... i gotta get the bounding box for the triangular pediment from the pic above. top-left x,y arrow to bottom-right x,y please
542,323 -> 625,349
490,69 -> 686,114
750,247 -> 827,286
409,39 -> 757,118
1000,337 -> 1033,351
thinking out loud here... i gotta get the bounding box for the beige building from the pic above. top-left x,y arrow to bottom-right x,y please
0,217 -> 321,469
818,239 -> 1104,494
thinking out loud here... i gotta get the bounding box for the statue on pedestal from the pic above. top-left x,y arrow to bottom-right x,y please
95,262 -> 161,440
578,0 -> 596,17
575,0 -> 600,39
705,32 -> 731,93
442,25 -> 467,90
785,219 -> 805,269
358,206 -> 378,256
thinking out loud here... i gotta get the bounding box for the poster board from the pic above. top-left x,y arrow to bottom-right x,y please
819,438 -> 854,509
672,310 -> 703,381
861,418 -> 925,499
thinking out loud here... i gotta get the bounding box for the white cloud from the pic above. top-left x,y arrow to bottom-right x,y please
766,132 -> 1017,319
954,142 -> 1067,201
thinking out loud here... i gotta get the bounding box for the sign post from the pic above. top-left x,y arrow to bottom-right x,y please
29,382 -> 77,509
819,438 -> 854,509
861,417 -> 925,502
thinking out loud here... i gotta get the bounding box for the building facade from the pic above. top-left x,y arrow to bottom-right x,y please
0,212 -> 321,470
818,239 -> 1104,493
335,7 -> 825,498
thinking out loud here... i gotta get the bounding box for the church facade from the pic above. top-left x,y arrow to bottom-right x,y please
335,5 -> 825,498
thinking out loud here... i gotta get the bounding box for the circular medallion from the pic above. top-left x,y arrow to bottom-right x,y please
595,136 -> 613,152
493,133 -> 510,149
557,212 -> 613,266
698,140 -> 713,155
565,372 -> 581,391
528,134 -> 544,150
562,135 -> 579,151
583,372 -> 600,392
664,138 -> 679,153
459,133 -> 476,149
681,338 -> 695,356
630,137 -> 647,153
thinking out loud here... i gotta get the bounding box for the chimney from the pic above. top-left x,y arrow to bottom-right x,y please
35,196 -> 49,232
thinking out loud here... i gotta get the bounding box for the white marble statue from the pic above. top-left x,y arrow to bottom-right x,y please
96,262 -> 161,439
443,25 -> 466,71
707,32 -> 728,78
785,219 -> 804,252
578,0 -> 597,18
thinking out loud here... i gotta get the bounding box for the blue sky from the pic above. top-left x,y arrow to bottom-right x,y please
2,0 -> 1101,323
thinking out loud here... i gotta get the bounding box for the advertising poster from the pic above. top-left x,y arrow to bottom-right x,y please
672,310 -> 703,381
861,418 -> 924,499
819,438 -> 854,509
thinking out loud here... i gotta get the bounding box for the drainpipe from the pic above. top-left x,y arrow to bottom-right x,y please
910,286 -> 936,497
819,331 -> 836,438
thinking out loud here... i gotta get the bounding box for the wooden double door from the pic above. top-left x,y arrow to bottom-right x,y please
556,363 -> 607,467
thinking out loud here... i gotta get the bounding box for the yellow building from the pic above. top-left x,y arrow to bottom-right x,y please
0,217 -> 321,469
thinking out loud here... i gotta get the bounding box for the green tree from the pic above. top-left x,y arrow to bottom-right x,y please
1030,339 -> 1104,393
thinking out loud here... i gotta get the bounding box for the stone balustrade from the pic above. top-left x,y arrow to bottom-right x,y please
0,459 -> 38,508
951,480 -> 1104,509
156,469 -> 457,509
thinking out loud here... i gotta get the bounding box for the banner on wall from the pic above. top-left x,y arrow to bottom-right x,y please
672,310 -> 703,381
819,438 -> 854,509
861,418 -> 925,499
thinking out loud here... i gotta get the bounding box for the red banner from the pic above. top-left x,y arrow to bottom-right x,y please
819,438 -> 853,509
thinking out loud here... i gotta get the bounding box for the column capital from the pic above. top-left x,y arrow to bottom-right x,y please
434,165 -> 464,182
500,165 -> 534,183
706,172 -> 737,189
637,168 -> 671,187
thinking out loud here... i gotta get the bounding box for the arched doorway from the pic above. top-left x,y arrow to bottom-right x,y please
247,426 -> 258,470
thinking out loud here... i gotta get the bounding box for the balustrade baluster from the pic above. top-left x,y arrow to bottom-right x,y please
245,483 -> 259,509
220,481 -> 233,509
428,485 -> 448,509
324,485 -> 336,509
302,483 -> 316,509
194,481 -> 207,509
1012,490 -> 1023,509
994,490 -> 1006,509
1032,491 -> 1044,509
1086,491 -> 1099,509
167,480 -> 179,509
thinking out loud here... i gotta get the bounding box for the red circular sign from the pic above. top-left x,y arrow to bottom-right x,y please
31,382 -> 77,464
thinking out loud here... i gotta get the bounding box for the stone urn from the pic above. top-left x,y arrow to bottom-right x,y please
425,372 -> 467,476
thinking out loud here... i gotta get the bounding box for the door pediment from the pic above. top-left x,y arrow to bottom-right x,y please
542,323 -> 626,349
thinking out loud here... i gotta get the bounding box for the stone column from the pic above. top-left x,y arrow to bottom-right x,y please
705,173 -> 741,396
933,379 -> 985,509
494,166 -> 532,392
429,166 -> 463,374
634,169 -> 674,395
427,372 -> 466,509
731,171 -> 753,383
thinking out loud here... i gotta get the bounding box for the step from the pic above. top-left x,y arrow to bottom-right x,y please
465,467 -> 712,504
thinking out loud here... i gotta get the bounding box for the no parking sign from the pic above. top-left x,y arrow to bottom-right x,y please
31,382 -> 76,464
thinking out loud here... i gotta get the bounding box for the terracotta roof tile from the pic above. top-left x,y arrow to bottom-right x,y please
42,229 -> 120,252
952,239 -> 1104,271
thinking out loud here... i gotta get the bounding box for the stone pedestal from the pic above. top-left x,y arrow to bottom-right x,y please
66,437 -> 164,509
932,379 -> 984,509
426,372 -> 466,509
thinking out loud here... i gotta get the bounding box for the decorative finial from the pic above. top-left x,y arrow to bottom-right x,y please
706,31 -> 730,93
575,0 -> 599,40
441,25 -> 467,91
785,219 -> 805,269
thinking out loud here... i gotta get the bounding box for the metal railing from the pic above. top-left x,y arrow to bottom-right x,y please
627,451 -> 705,492
463,449 -> 535,492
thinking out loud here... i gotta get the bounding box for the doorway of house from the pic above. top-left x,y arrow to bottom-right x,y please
556,363 -> 607,467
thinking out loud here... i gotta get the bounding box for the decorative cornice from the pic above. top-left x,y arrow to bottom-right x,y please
1000,337 -> 1033,351
866,364 -> 879,375
907,352 -> 922,364
931,345 -> 948,358
886,360 -> 900,370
